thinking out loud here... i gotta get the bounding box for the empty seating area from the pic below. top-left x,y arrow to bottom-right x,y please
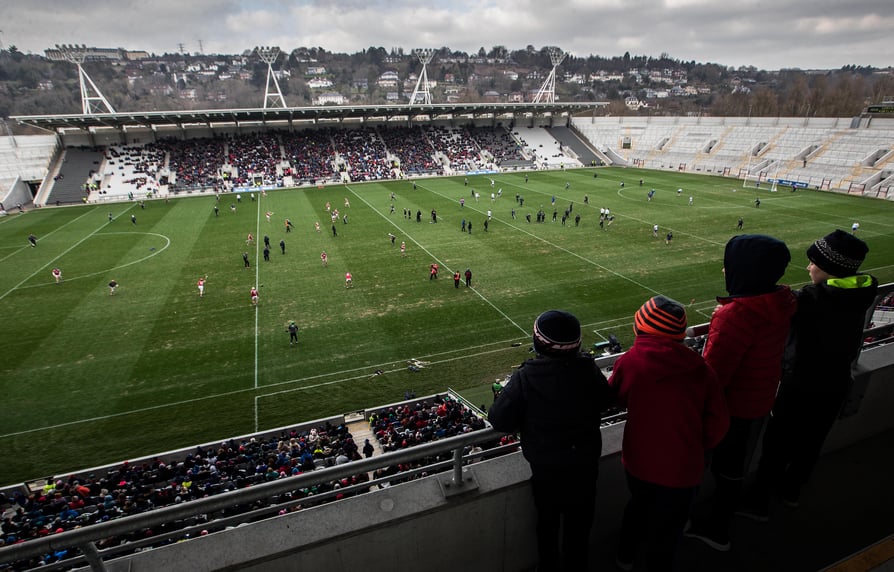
45,148 -> 104,205
514,126 -> 576,167
572,116 -> 894,197
0,135 -> 57,184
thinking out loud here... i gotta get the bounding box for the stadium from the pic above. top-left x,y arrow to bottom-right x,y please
1,46 -> 894,572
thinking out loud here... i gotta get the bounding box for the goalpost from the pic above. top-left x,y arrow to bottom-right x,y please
741,160 -> 779,192
741,172 -> 777,192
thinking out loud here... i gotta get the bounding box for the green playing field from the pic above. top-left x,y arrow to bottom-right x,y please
2,167 -> 892,485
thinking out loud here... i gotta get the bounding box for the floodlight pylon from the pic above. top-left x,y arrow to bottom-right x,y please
56,44 -> 116,114
257,46 -> 286,109
532,49 -> 567,104
409,49 -> 435,106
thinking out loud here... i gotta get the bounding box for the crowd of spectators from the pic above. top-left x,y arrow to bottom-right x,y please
368,395 -> 492,487
281,129 -> 339,184
149,137 -> 227,192
65,125 -> 544,201
0,421 -> 369,567
369,395 -> 486,452
377,126 -> 443,176
425,126 -> 483,172
331,128 -> 395,182
468,126 -> 527,165
0,394 -> 495,568
225,132 -> 283,188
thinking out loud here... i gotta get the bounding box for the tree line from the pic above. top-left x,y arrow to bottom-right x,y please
0,45 -> 891,131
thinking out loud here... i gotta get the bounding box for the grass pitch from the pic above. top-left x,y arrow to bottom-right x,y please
2,167 -> 893,485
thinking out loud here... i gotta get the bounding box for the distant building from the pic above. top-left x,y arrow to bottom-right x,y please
45,46 -> 124,62
307,77 -> 333,89
314,92 -> 347,105
377,70 -> 400,88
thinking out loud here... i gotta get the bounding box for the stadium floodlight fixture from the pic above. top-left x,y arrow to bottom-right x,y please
256,46 -> 287,109
55,43 -> 115,114
409,48 -> 436,106
533,47 -> 567,104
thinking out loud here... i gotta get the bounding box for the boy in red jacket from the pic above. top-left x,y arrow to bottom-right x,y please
610,296 -> 729,571
686,234 -> 797,552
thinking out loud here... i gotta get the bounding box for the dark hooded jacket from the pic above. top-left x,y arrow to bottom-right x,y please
702,235 -> 798,418
610,334 -> 729,487
783,274 -> 878,392
488,354 -> 612,473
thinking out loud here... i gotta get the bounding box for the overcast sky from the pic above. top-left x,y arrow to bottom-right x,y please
1,0 -> 891,71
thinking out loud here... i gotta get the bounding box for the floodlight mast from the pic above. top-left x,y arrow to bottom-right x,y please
409,49 -> 434,106
56,44 -> 116,114
257,46 -> 287,109
532,48 -> 567,104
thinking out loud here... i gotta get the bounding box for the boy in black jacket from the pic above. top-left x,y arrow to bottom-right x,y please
740,229 -> 878,520
489,310 -> 612,572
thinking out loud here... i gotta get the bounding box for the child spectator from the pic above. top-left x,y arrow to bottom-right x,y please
739,230 -> 878,519
686,234 -> 796,552
489,310 -> 612,572
610,296 -> 729,570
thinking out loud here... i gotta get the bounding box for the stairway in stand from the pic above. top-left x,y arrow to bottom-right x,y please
346,416 -> 386,485
347,418 -> 383,454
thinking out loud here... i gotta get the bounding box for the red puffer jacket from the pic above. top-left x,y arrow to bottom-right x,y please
610,334 -> 729,488
702,286 -> 797,419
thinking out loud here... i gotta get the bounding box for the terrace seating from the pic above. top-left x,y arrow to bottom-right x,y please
100,144 -> 166,199
151,137 -> 227,192
377,126 -> 443,176
331,128 -> 394,182
468,127 -> 526,166
44,147 -> 104,205
281,129 -> 339,184
0,420 -> 367,551
423,126 -> 483,172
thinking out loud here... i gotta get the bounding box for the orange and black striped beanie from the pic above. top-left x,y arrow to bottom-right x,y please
633,296 -> 687,340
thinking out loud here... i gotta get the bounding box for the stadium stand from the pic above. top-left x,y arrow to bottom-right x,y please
280,128 -> 339,185
98,144 -> 166,200
0,135 -> 57,186
331,127 -> 394,182
7,117 -> 894,209
570,116 -> 894,196
377,125 -> 443,177
43,148 -> 104,205
424,125 -> 484,172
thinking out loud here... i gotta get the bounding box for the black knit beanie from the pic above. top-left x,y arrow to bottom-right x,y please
807,229 -> 868,277
723,234 -> 791,296
533,310 -> 582,356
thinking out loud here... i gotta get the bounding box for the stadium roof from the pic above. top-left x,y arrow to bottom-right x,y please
12,102 -> 607,133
